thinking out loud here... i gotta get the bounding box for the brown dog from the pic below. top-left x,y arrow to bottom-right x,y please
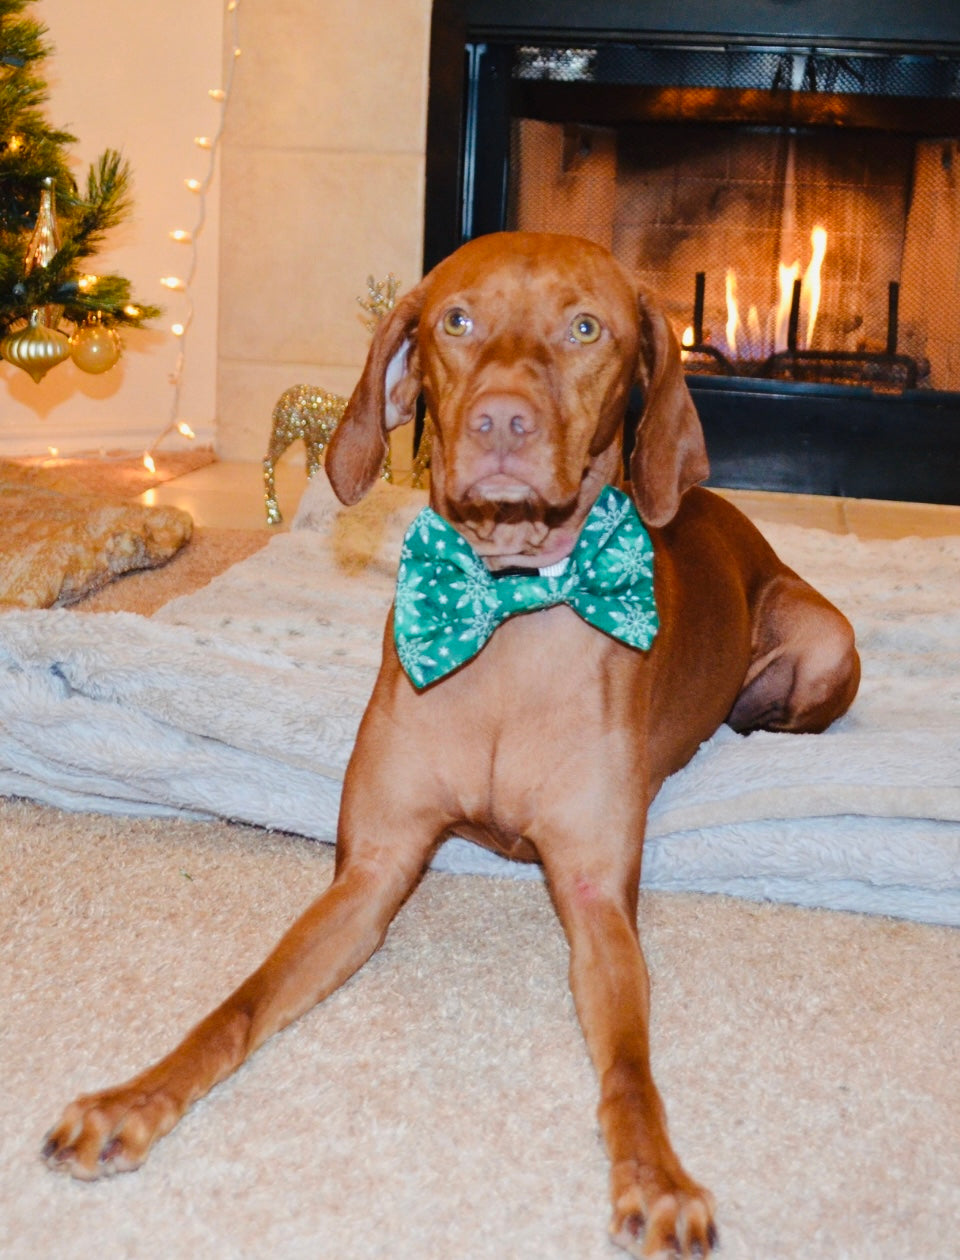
43,233 -> 859,1258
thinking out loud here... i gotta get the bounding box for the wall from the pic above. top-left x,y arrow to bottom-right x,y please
1,0 -> 435,467
0,0 -> 223,457
216,0 -> 432,472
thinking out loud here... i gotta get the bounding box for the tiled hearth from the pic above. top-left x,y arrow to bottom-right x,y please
140,461 -> 960,539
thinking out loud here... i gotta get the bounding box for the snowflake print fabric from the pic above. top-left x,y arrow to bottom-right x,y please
393,485 -> 658,688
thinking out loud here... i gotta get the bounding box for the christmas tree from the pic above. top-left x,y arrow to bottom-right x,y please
0,0 -> 160,381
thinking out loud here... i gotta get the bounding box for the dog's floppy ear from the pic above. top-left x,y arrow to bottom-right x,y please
628,290 -> 710,528
325,282 -> 426,505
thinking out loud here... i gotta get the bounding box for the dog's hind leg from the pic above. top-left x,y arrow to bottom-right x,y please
727,572 -> 860,735
42,830 -> 431,1180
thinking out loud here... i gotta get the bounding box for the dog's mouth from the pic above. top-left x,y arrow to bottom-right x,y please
465,473 -> 536,504
446,490 -> 581,567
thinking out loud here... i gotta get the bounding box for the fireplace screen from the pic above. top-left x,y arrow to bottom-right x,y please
424,11 -> 960,502
510,117 -> 959,395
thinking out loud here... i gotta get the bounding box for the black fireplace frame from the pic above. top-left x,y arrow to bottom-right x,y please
423,0 -> 960,504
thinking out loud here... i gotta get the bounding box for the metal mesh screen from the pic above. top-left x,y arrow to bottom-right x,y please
509,111 -> 960,390
514,43 -> 960,99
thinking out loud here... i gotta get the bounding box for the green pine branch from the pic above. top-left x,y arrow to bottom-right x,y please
0,1 -> 160,341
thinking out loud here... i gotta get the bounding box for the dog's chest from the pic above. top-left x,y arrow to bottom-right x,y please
396,606 -> 649,853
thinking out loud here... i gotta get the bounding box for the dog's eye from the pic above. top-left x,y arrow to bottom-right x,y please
570,314 -> 602,344
442,308 -> 473,337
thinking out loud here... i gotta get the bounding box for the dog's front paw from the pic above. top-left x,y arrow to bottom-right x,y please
42,1081 -> 181,1180
609,1159 -> 718,1258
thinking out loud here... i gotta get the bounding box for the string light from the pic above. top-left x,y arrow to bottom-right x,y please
15,6 -> 242,478
142,0 -> 243,474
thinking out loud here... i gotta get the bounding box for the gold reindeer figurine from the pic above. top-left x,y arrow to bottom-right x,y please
262,275 -> 400,525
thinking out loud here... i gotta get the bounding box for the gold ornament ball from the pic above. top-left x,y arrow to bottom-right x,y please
1,319 -> 71,383
70,324 -> 122,374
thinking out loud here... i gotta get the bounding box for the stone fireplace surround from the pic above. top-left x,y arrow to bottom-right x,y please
422,0 -> 960,503
216,0 -> 432,473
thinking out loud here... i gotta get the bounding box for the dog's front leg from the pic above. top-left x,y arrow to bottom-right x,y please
543,847 -> 717,1259
42,827 -> 430,1181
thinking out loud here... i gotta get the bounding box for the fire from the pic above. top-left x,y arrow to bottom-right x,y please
721,225 -> 828,360
725,269 -> 741,358
746,304 -> 762,354
802,225 -> 828,348
774,261 -> 800,353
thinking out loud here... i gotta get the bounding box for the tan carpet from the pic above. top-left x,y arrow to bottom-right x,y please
1,530 -> 958,1259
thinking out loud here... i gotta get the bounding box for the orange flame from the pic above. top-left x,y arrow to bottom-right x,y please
774,261 -> 800,353
802,226 -> 828,348
747,304 -> 762,356
724,269 -> 741,358
697,225 -> 828,364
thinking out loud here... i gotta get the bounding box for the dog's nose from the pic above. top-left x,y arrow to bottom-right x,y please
467,393 -> 537,453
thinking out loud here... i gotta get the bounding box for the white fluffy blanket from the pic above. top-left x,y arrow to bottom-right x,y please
1,477 -> 958,925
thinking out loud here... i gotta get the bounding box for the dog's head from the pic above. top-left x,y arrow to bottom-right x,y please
326,232 -> 708,566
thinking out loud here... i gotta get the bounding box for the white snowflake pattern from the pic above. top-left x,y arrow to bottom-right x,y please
604,534 -> 654,582
451,556 -> 499,612
411,510 -> 443,548
457,604 -> 499,646
394,563 -> 429,625
395,633 -> 437,685
581,489 -> 631,546
609,601 -> 658,646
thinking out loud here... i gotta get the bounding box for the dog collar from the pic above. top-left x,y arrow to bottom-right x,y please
393,485 -> 658,689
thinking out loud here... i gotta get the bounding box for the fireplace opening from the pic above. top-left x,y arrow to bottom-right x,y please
424,2 -> 960,503
514,121 -> 935,390
512,117 -> 958,390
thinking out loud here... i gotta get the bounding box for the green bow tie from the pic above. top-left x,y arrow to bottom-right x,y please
393,485 -> 658,689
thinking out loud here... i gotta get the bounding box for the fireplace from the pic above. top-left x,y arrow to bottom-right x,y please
423,0 -> 960,503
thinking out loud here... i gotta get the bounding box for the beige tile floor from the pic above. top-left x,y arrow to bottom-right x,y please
138,458 -> 960,539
